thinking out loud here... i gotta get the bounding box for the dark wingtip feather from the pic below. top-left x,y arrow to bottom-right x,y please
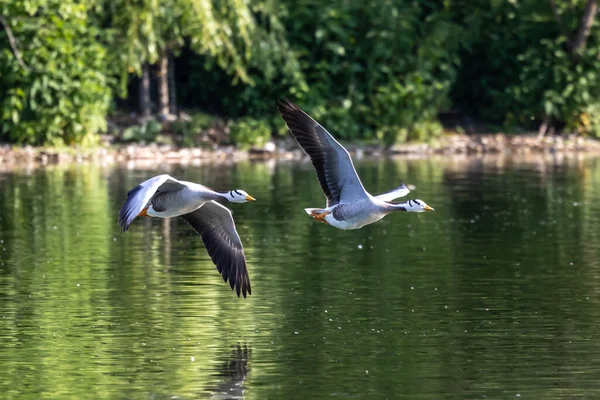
276,96 -> 299,116
181,209 -> 252,299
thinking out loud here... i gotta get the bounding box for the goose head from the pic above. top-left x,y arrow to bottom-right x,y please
227,190 -> 256,203
404,199 -> 434,212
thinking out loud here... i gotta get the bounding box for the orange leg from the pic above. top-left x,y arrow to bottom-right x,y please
310,211 -> 331,225
138,206 -> 150,217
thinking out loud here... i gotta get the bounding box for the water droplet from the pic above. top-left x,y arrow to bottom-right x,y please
190,356 -> 195,362
357,244 -> 363,249
294,331 -> 299,335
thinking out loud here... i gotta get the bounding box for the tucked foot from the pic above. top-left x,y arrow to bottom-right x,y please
310,211 -> 331,225
138,206 -> 150,217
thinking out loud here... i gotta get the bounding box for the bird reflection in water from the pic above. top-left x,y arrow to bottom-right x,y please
147,344 -> 251,400
208,343 -> 251,400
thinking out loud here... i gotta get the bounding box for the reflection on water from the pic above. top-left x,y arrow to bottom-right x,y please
148,344 -> 250,400
1,154 -> 600,399
208,344 -> 251,399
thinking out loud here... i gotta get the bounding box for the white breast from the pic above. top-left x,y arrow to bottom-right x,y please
325,213 -> 360,230
325,208 -> 387,230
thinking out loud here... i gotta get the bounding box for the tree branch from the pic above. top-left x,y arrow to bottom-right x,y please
571,0 -> 598,53
0,15 -> 29,71
538,115 -> 551,139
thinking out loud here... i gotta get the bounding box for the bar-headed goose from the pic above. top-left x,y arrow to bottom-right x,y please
118,174 -> 255,297
277,98 -> 434,230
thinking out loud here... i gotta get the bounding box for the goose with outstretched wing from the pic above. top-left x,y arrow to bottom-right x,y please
118,174 -> 255,298
276,98 -> 434,230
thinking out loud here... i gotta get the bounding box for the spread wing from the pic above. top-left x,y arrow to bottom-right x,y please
276,98 -> 370,207
118,174 -> 186,232
181,201 -> 251,298
375,183 -> 411,202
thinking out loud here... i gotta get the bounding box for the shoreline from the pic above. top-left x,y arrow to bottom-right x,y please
1,133 -> 600,169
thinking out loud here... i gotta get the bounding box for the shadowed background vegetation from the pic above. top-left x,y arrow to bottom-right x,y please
1,0 -> 599,146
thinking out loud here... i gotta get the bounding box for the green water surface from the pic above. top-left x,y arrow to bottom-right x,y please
1,155 -> 600,399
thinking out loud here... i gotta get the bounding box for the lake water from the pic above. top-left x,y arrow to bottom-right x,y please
1,154 -> 600,399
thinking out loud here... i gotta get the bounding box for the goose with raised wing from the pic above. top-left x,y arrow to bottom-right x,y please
276,98 -> 434,230
118,174 -> 255,297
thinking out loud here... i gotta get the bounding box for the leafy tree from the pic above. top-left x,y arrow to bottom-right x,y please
105,0 -> 258,118
2,0 -> 600,146
0,0 -> 113,145
184,0 -> 465,144
452,0 -> 600,136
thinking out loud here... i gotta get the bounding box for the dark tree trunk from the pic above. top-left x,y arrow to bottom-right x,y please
158,51 -> 170,119
571,0 -> 598,53
168,52 -> 177,115
138,63 -> 151,117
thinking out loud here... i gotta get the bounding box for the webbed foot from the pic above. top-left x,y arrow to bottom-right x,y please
310,211 -> 331,225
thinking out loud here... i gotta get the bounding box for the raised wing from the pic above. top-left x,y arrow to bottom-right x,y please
118,174 -> 185,232
375,183 -> 411,202
276,98 -> 369,207
181,201 -> 251,298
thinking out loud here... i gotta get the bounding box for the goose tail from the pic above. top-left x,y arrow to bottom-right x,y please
304,208 -> 328,215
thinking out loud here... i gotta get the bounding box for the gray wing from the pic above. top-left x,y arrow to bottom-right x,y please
118,174 -> 186,231
276,98 -> 369,207
375,183 -> 410,202
181,201 -> 251,298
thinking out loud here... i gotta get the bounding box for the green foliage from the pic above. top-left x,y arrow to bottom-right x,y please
121,120 -> 162,142
452,0 -> 600,131
0,0 -> 113,145
568,103 -> 600,138
186,0 -> 464,143
172,112 -> 219,147
2,0 -> 600,146
105,0 -> 258,90
229,117 -> 271,149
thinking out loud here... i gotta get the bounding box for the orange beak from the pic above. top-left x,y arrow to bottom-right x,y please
245,195 -> 256,201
